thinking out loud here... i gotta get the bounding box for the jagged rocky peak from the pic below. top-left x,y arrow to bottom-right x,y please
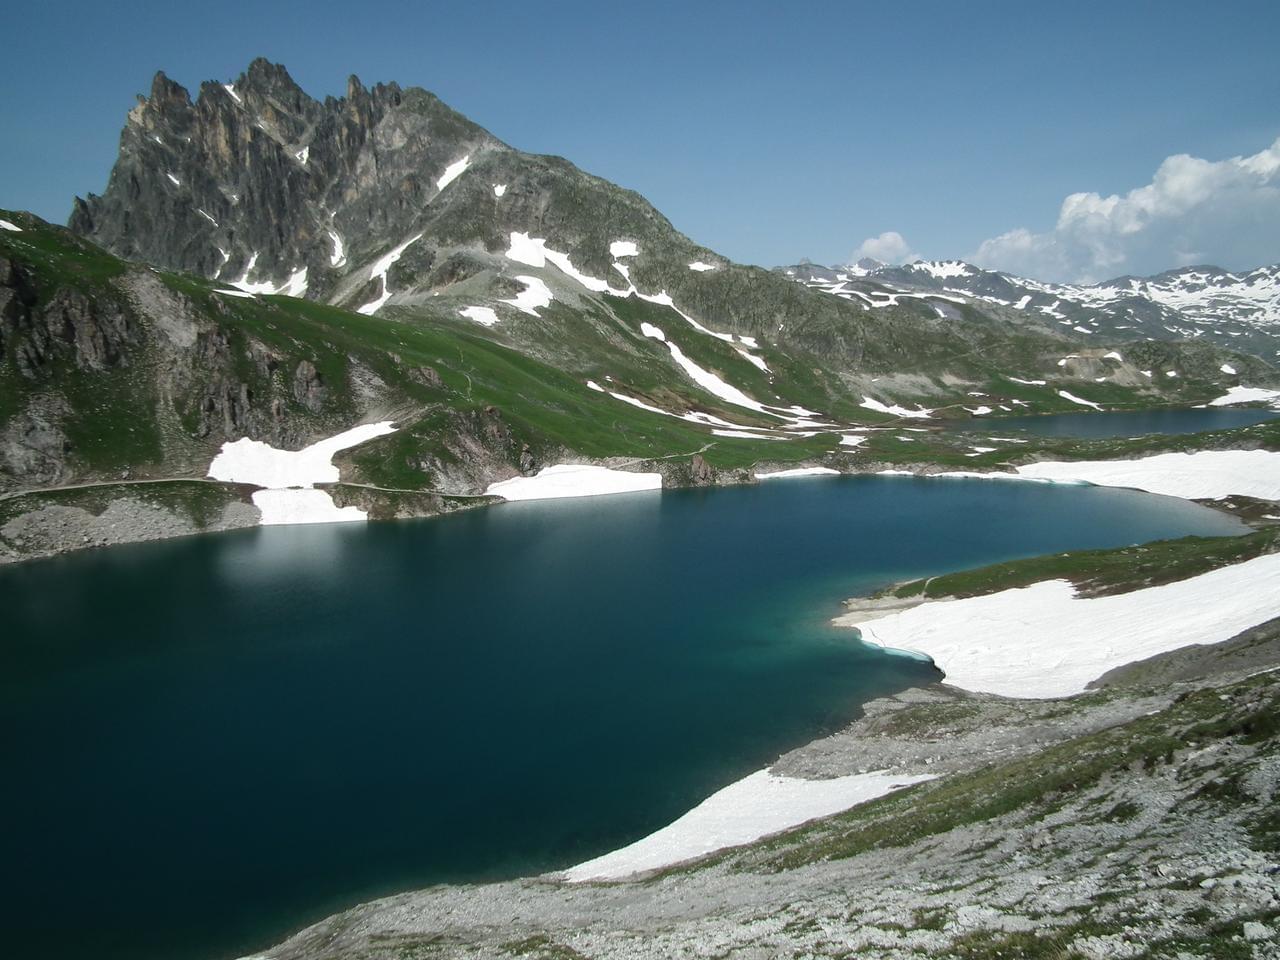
68,59 -> 732,322
69,59 -> 508,300
848,256 -> 885,273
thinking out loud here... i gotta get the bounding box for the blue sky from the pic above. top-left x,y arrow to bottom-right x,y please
2,0 -> 1278,280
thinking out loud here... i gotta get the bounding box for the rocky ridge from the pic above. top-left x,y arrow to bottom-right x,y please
784,258 -> 1280,362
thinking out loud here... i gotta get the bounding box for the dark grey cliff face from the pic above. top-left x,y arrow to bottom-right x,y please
56,58 -> 1267,444
1,255 -> 134,379
69,59 -> 508,301
67,59 -> 708,312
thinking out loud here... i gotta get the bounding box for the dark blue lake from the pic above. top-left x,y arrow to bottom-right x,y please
957,406 -> 1278,438
0,476 -> 1245,960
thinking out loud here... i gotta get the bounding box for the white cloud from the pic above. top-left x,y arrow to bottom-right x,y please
852,230 -> 918,265
972,136 -> 1280,283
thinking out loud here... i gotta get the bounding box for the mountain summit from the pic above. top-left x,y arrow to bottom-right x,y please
69,58 -> 700,316
66,59 -> 1113,389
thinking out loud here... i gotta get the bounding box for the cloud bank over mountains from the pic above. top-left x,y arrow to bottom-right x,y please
851,230 -> 918,265
848,136 -> 1279,282
971,136 -> 1280,283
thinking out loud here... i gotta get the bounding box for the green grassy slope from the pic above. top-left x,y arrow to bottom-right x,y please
2,208 -> 1274,502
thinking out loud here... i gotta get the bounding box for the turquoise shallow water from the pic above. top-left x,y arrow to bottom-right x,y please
0,476 -> 1245,960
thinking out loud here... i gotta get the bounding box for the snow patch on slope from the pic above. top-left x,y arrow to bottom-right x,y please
860,397 -> 934,419
327,229 -> 346,267
460,306 -> 500,326
505,232 -> 630,297
1057,390 -> 1104,410
356,234 -> 423,315
485,464 -> 661,501
250,489 -> 370,525
277,267 -> 308,298
563,770 -> 933,881
228,254 -> 308,298
209,422 -> 398,488
502,276 -> 554,316
909,260 -> 973,280
641,323 -> 771,414
436,155 -> 471,191
208,422 -> 398,525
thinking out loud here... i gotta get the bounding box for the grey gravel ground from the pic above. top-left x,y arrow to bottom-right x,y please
0,494 -> 258,563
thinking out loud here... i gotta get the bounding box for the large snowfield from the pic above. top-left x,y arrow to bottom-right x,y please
847,552 -> 1280,699
1015,449 -> 1280,500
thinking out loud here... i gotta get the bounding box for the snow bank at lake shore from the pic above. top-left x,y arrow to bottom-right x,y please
755,467 -> 840,479
1015,449 -> 1280,501
208,422 -> 398,525
562,769 -> 933,881
485,464 -> 661,501
208,423 -> 398,488
250,489 -> 371,525
846,552 -> 1280,699
1207,386 -> 1280,407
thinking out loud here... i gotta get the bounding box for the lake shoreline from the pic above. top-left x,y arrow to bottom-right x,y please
547,450 -> 1280,882
549,529 -> 1280,884
249,622 -> 1280,960
5,397 -> 1279,566
6,445 -> 1274,959
4,440 -> 1275,567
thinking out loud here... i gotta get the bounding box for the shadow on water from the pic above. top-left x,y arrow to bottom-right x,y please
0,476 -> 1244,960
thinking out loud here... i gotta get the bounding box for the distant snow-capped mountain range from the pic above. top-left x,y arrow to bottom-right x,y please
780,258 -> 1280,361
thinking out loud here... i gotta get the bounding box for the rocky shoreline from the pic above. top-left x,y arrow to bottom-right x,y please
230,462 -> 1280,959
246,618 -> 1280,960
0,482 -> 260,564
0,452 -> 1110,567
3,427 -> 1274,566
0,477 -> 496,565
